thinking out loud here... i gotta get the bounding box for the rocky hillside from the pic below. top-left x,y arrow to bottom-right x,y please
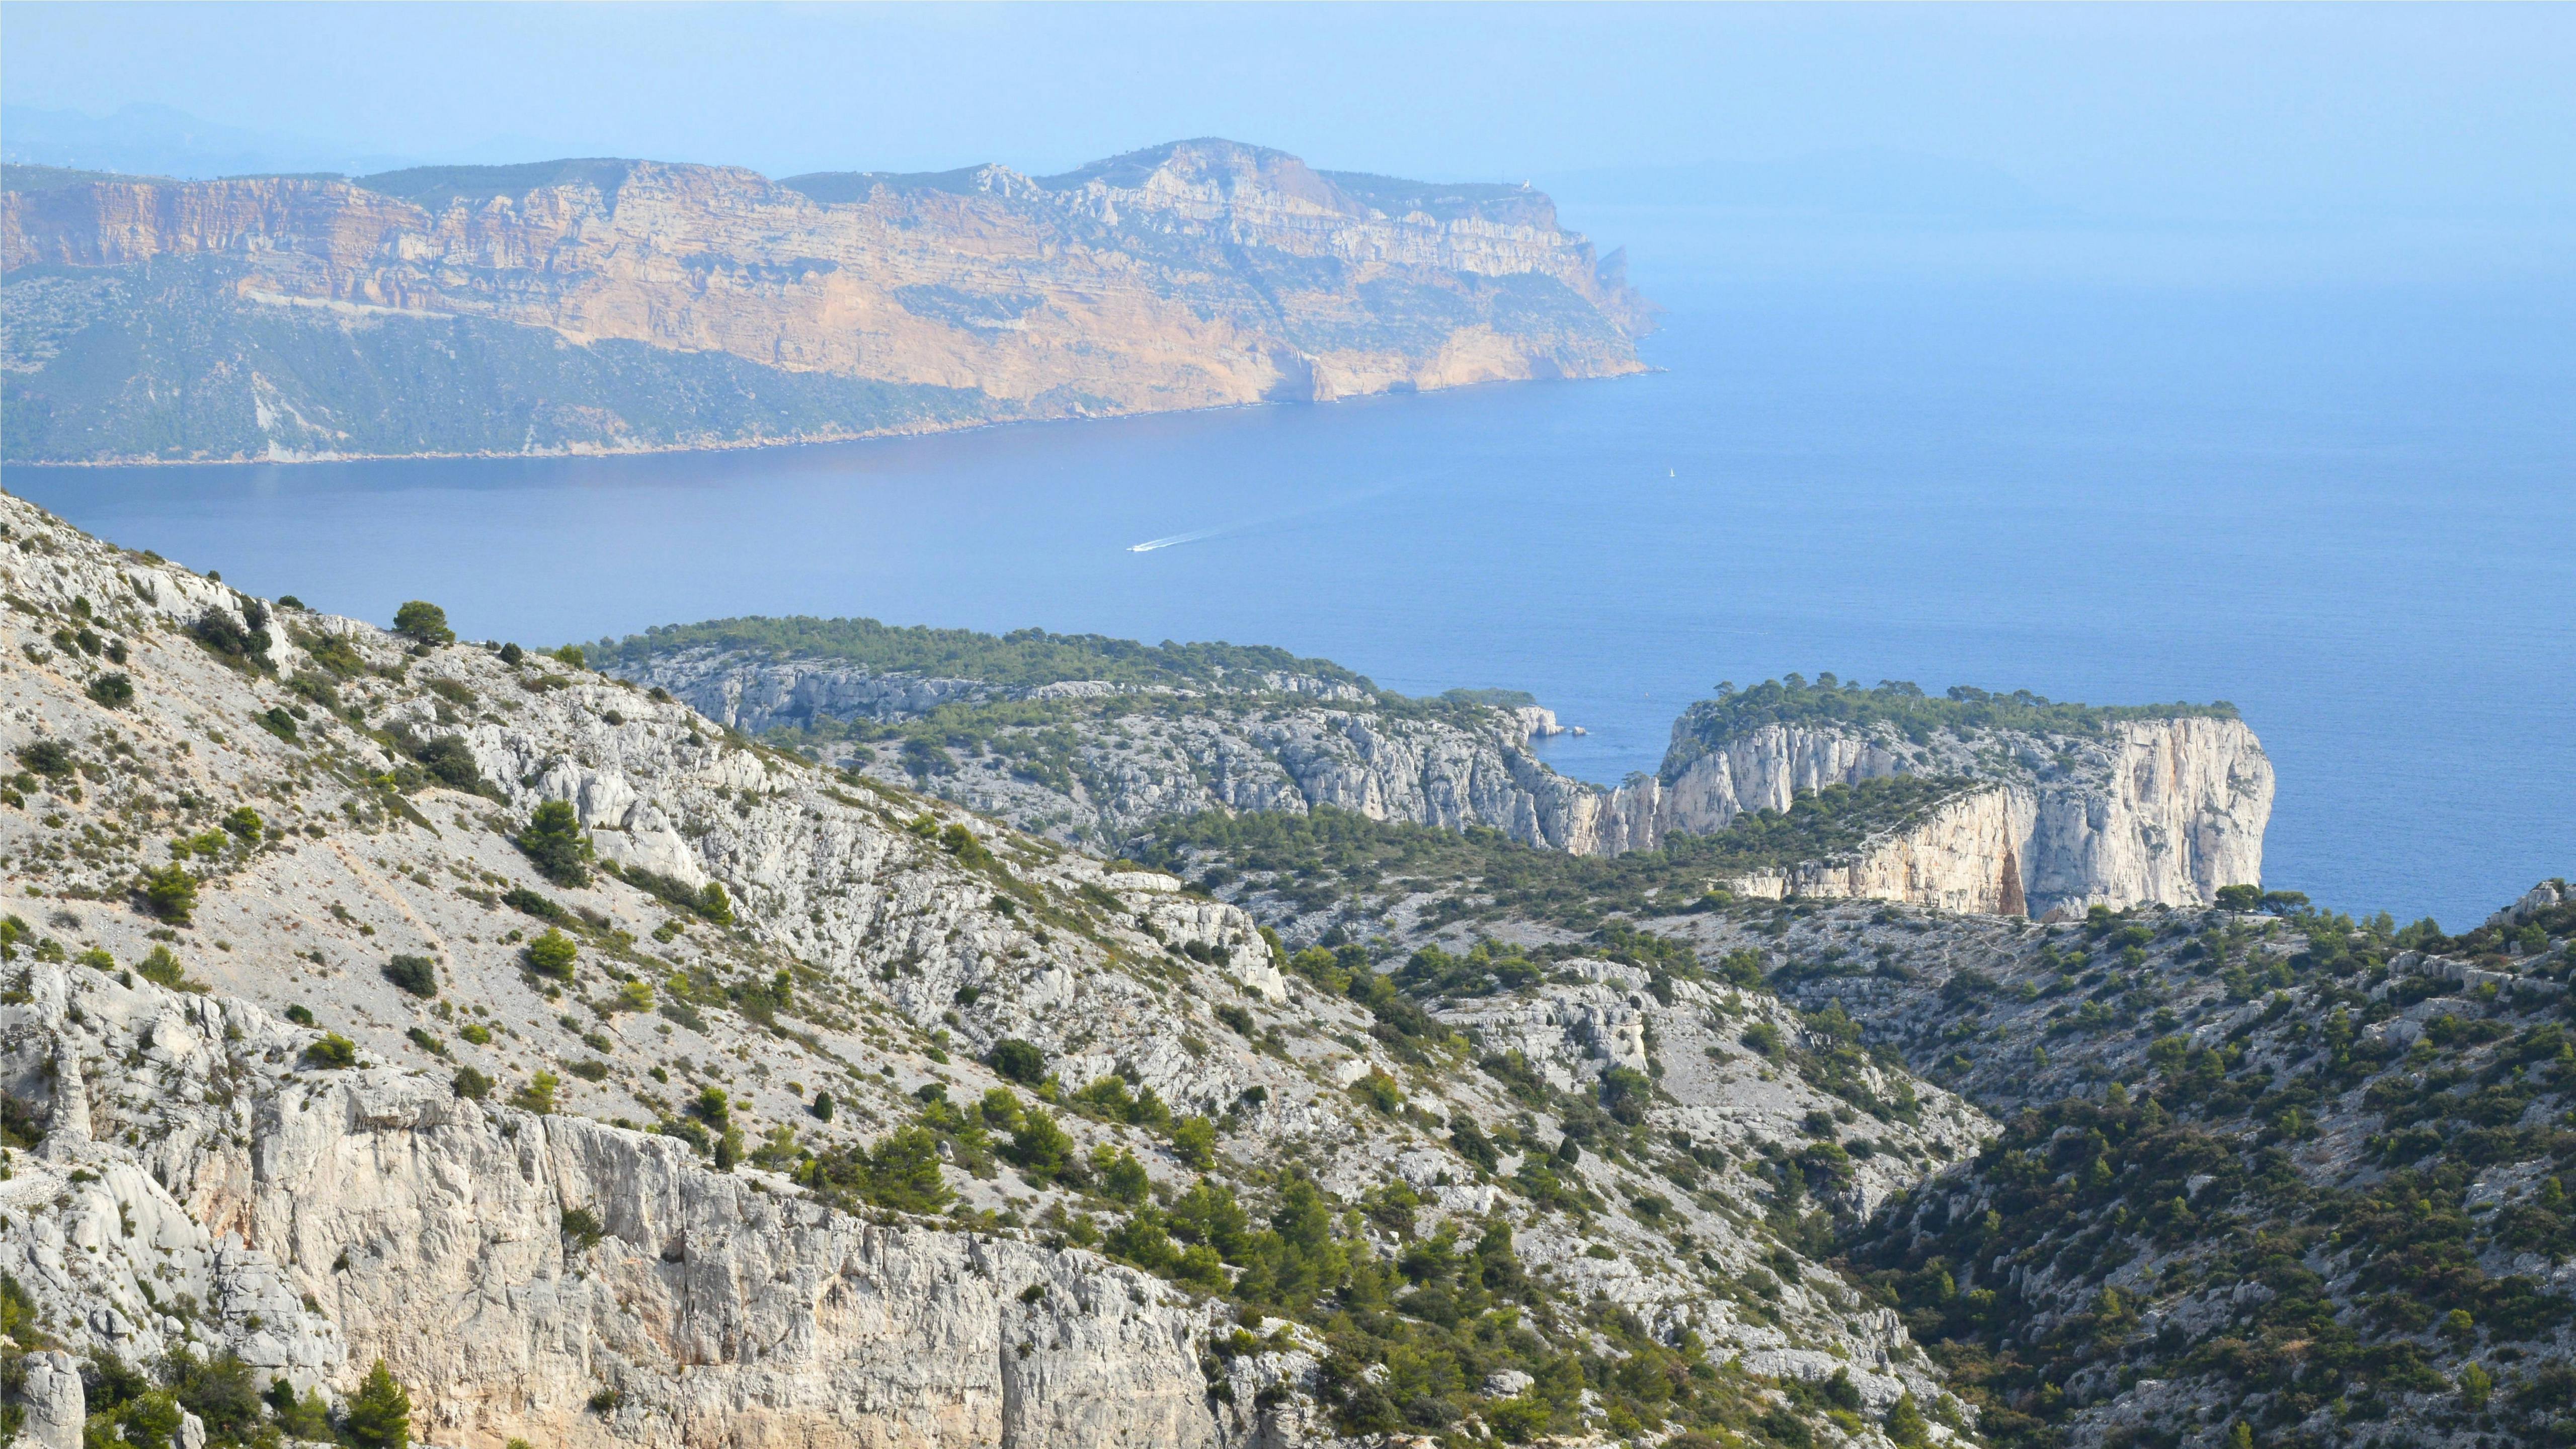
1155,807 -> 2576,1449
1719,882 -> 2576,1449
0,140 -> 1651,463
0,494 -> 2009,1449
608,625 -> 2269,919
3,493 -> 2563,1449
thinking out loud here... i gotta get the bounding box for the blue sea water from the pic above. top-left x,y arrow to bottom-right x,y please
8,208 -> 2570,928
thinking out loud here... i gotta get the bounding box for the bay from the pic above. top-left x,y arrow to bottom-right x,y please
9,209 -> 2570,928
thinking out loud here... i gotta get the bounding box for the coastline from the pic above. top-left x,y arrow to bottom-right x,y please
0,358 -> 1657,471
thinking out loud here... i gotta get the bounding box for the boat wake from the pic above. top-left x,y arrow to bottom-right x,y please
1128,528 -> 1223,553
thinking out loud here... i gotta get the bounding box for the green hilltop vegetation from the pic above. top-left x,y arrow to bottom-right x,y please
1666,674 -> 2241,776
603,615 -> 1381,695
351,158 -> 638,208
2,163 -> 158,192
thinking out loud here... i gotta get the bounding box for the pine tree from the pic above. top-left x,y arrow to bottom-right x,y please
341,1360 -> 412,1449
1883,1394 -> 1931,1447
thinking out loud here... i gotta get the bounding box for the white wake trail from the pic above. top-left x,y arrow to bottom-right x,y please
1128,528 -> 1223,553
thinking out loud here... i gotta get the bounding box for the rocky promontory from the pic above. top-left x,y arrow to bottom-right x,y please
0,140 -> 1651,462
613,629 -> 2270,920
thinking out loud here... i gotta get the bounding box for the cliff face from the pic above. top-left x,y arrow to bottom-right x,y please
0,141 -> 1651,462
1606,714 -> 2275,918
2,969 -> 1222,1449
622,649 -> 2270,919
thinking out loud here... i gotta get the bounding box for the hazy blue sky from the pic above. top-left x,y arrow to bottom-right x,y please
5,2 -> 2570,222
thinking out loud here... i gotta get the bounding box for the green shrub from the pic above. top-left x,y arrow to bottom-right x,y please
192,608 -> 270,664
515,800 -> 593,886
341,1359 -> 413,1449
618,866 -> 733,923
139,863 -> 197,922
1097,1147 -> 1151,1204
392,601 -> 454,647
560,1205 -> 606,1250
1884,1394 -> 1930,1447
1350,1069 -> 1402,1115
86,672 -> 134,708
302,1033 -> 358,1070
298,630 -> 364,676
14,740 -> 73,779
523,928 -> 577,979
411,735 -> 486,793
266,1379 -> 332,1441
502,886 -> 570,922
134,945 -> 204,993
999,1107 -> 1073,1183
940,822 -> 991,867
512,1071 -> 559,1114
1170,1115 -> 1219,1169
119,1391 -> 184,1449
988,1037 -> 1047,1084
382,954 -> 438,997
163,1350 -> 263,1444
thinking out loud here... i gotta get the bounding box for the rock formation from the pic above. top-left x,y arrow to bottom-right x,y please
619,641 -> 2272,919
2,964 -> 1224,1449
1598,711 -> 2276,919
0,140 -> 1651,462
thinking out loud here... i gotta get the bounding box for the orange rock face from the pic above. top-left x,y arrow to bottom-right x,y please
2,140 -> 1652,460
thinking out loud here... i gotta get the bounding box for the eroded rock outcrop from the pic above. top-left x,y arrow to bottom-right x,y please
0,964 -> 1225,1449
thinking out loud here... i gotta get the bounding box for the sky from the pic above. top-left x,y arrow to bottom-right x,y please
4,3 -> 2571,225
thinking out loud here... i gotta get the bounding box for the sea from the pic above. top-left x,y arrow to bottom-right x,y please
8,203 -> 2571,929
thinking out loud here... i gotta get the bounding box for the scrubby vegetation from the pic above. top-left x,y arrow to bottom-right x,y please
1844,895 -> 2576,1449
1142,779 -> 1976,930
1666,674 -> 2237,776
602,616 -> 1375,695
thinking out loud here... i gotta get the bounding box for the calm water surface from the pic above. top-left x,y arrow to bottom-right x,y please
11,212 -> 2571,927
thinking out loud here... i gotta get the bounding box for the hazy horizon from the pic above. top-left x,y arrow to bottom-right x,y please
5,3 -> 2570,230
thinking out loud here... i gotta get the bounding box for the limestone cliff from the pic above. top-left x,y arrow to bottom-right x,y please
619,642 -> 2269,920
1600,709 -> 2275,918
0,141 -> 1650,463
2,967 -> 1223,1449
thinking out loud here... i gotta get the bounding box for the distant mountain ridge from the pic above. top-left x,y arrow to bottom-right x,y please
0,138 -> 1652,464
